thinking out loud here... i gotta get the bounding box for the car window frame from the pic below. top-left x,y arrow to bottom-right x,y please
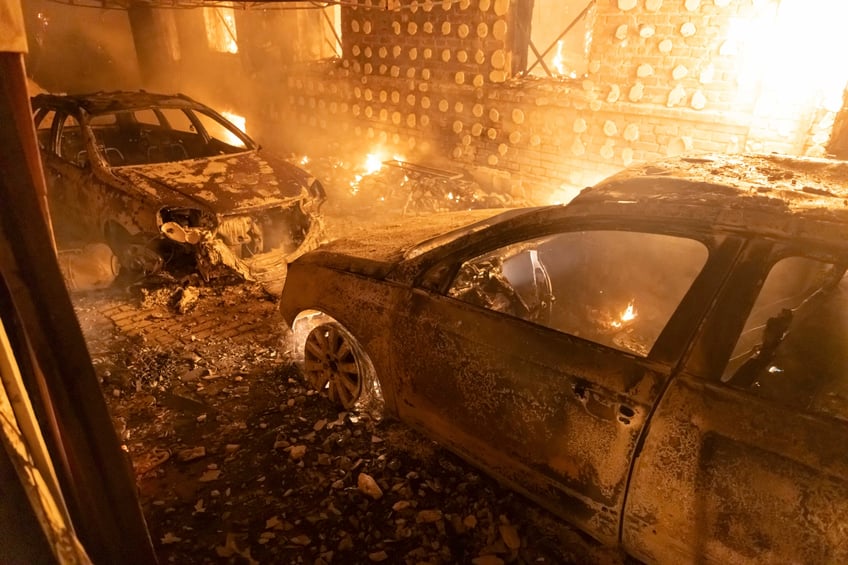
688,239 -> 848,380
704,242 -> 848,419
183,107 -> 255,151
32,106 -> 63,155
414,217 -> 732,364
55,112 -> 90,167
32,105 -> 92,167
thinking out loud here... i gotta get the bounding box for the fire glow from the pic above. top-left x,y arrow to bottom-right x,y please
611,301 -> 637,329
552,40 -> 565,76
364,153 -> 383,175
727,0 -> 848,115
222,111 -> 246,133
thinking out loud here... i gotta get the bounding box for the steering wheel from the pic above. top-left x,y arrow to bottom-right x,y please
527,250 -> 554,325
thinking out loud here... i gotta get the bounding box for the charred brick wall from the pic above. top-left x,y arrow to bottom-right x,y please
255,0 -> 832,203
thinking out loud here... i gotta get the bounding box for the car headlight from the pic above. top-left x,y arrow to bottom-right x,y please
158,207 -> 216,244
158,207 -> 216,229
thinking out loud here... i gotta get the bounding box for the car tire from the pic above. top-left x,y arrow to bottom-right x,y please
296,315 -> 382,414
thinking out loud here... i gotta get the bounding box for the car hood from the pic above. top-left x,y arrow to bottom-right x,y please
111,151 -> 313,214
296,209 -> 510,279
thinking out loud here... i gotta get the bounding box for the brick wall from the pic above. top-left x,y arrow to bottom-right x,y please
252,0 -> 833,203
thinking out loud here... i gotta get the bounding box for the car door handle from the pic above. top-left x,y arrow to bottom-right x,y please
573,383 -> 635,425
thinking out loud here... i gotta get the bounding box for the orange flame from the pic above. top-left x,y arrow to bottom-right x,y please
364,153 -> 383,175
621,301 -> 636,322
552,40 -> 565,76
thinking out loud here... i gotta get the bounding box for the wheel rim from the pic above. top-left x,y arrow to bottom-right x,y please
303,323 -> 363,409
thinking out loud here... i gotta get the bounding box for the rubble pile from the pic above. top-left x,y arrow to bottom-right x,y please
294,155 -> 534,217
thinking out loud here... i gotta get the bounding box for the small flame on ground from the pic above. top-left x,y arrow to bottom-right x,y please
300,155 -> 309,165
350,174 -> 363,195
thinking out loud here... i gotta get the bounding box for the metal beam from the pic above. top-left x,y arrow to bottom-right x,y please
47,0 -> 379,10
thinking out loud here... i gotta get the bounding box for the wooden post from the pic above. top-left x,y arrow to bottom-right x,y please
0,43 -> 158,565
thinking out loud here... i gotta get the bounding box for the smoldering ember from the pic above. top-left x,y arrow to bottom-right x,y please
3,1 -> 848,565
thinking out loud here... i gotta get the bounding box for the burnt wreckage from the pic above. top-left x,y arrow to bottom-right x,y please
32,91 -> 326,292
279,153 -> 848,564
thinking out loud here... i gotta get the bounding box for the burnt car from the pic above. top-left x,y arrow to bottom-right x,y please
279,153 -> 848,564
31,91 -> 325,292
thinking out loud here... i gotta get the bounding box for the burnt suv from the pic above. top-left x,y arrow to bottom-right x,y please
31,90 -> 326,293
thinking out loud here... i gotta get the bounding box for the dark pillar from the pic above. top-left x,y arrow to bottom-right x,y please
127,3 -> 178,91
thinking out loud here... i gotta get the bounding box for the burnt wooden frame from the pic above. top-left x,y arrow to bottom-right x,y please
0,52 -> 157,564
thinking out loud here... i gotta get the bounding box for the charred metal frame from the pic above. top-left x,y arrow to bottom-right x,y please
47,0 -> 389,10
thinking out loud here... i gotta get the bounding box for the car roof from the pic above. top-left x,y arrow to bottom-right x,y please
562,153 -> 848,251
405,154 -> 848,263
31,90 -> 207,115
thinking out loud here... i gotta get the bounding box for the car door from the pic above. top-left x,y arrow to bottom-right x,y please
623,244 -> 848,564
33,108 -> 100,242
390,225 -> 723,544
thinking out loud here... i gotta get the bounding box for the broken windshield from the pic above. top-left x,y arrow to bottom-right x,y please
89,107 -> 252,167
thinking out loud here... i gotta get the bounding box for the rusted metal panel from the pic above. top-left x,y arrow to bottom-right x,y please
572,154 -> 848,249
111,152 -> 309,210
390,288 -> 661,544
623,376 -> 848,564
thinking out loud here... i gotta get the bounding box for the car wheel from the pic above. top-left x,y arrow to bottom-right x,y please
104,222 -> 163,279
303,322 -> 366,410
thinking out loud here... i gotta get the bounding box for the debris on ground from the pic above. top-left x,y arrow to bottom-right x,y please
72,265 -> 626,565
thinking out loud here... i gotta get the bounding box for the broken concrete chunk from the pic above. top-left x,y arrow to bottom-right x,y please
289,534 -> 311,546
176,446 -> 207,462
357,472 -> 384,499
499,524 -> 521,550
199,469 -> 222,482
180,367 -> 208,382
175,286 -> 199,314
392,500 -> 412,512
416,509 -> 443,524
160,532 -> 183,545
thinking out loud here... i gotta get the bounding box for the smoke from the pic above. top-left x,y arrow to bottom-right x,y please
23,0 -> 142,94
20,2 -> 529,226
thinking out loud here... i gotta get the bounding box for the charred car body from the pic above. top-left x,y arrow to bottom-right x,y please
31,91 -> 325,292
279,153 -> 848,564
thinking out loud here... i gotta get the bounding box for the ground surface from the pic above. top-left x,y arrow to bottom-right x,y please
71,277 -> 630,565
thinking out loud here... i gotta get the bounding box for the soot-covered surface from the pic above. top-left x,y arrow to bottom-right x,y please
72,277 -> 627,565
